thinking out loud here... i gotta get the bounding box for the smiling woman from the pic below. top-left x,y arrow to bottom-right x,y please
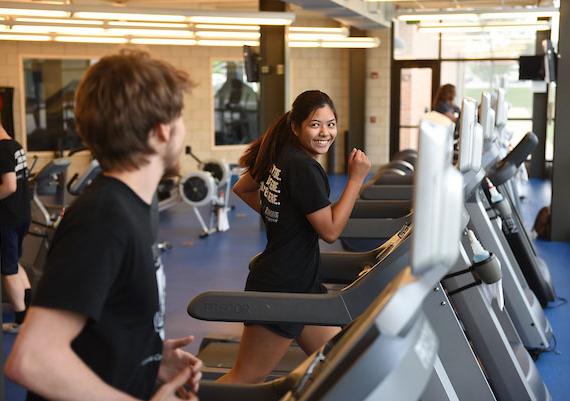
225,90 -> 371,384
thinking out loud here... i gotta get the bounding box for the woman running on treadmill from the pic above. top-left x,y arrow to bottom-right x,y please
224,90 -> 371,384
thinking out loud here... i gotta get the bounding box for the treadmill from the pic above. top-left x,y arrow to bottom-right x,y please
193,119 -> 462,401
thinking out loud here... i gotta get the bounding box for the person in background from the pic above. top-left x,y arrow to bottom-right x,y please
225,90 -> 371,384
433,83 -> 461,123
0,122 -> 32,334
5,50 -> 202,401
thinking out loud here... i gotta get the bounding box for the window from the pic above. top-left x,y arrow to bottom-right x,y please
441,60 -> 534,145
23,58 -> 93,151
212,60 -> 259,146
393,21 -> 439,60
441,31 -> 536,59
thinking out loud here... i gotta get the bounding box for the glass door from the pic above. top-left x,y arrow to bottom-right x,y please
390,61 -> 440,155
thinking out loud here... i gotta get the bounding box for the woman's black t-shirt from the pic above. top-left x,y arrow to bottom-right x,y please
246,144 -> 331,293
0,139 -> 31,225
27,176 -> 165,401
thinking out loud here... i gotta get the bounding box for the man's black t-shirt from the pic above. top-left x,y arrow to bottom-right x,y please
246,144 -> 331,293
0,139 -> 31,225
28,176 -> 165,401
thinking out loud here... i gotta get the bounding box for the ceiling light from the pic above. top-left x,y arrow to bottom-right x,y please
480,11 -> 559,20
321,39 -> 379,48
289,37 -> 380,48
131,38 -> 197,45
196,39 -> 259,46
481,24 -> 550,32
0,7 -> 68,18
187,16 -> 292,25
398,13 -> 478,22
418,21 -> 551,33
15,18 -> 103,25
288,41 -> 320,47
12,25 -> 105,35
288,33 -> 347,40
106,28 -> 193,37
195,31 -> 260,39
107,21 -> 188,28
0,33 -> 50,41
194,24 -> 259,31
289,26 -> 347,33
418,25 -> 483,33
55,35 -> 127,43
75,12 -> 186,22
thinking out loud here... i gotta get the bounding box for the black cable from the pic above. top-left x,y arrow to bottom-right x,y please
443,268 -> 472,280
447,280 -> 482,297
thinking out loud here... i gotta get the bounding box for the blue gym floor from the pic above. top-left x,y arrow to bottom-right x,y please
3,176 -> 569,400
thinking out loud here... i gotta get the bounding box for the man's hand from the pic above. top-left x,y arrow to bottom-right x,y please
158,336 -> 203,394
151,368 -> 197,401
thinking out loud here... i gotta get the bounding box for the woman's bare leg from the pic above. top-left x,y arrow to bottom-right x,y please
217,325 -> 293,384
296,325 -> 341,355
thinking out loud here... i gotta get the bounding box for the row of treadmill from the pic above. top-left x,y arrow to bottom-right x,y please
183,88 -> 557,401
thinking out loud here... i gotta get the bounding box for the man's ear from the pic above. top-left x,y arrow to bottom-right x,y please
152,123 -> 171,143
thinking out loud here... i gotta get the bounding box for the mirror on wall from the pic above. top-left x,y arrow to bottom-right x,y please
212,60 -> 259,146
23,58 -> 93,152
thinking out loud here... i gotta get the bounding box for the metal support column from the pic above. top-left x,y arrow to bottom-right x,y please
259,0 -> 287,134
529,30 -> 550,179
551,2 -> 570,241
348,27 -> 366,153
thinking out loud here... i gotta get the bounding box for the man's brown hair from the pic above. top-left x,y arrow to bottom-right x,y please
75,49 -> 192,171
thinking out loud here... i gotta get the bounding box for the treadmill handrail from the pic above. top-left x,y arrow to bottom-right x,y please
188,291 -> 353,326
487,132 -> 538,186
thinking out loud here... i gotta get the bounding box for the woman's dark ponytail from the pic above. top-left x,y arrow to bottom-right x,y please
240,90 -> 337,182
239,111 -> 295,182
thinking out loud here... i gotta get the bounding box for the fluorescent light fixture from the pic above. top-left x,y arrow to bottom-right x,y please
289,37 -> 380,48
196,39 -> 259,46
288,32 -> 347,40
0,7 -> 68,17
418,26 -> 483,33
12,25 -> 105,35
321,39 -> 379,48
15,18 -> 103,25
289,26 -> 347,33
195,31 -> 260,39
0,33 -> 50,41
131,38 -> 197,45
418,21 -> 551,33
107,21 -> 188,28
188,16 -> 292,25
194,24 -> 260,31
398,7 -> 559,23
482,23 -> 550,32
398,13 -> 478,22
75,12 -> 186,22
107,28 -> 193,37
288,41 -> 320,47
55,36 -> 128,43
480,11 -> 559,20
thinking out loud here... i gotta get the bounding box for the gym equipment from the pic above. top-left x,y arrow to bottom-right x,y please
66,147 -> 101,196
158,146 -> 239,238
21,157 -> 70,289
322,99 -> 552,401
193,117 -> 464,401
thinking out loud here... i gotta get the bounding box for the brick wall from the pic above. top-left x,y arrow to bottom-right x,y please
365,27 -> 391,166
0,35 -> 391,175
290,47 -> 349,172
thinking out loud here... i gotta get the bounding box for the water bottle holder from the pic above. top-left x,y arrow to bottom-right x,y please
442,253 -> 501,296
